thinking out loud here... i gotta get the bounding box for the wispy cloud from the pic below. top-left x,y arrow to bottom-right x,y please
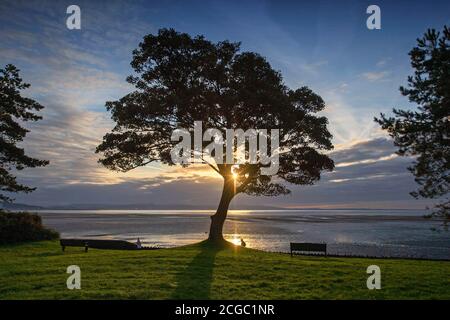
376,57 -> 391,67
300,60 -> 328,75
361,71 -> 390,82
336,153 -> 398,168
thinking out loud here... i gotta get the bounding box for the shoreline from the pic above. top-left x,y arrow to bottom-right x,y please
29,210 -> 450,261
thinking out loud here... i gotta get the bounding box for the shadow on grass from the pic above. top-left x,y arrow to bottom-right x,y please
171,241 -> 229,299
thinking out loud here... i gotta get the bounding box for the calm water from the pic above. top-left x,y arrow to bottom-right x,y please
37,209 -> 450,260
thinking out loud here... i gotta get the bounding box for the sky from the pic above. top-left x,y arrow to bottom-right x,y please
0,0 -> 448,209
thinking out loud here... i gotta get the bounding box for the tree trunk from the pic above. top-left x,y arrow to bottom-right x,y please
208,178 -> 234,243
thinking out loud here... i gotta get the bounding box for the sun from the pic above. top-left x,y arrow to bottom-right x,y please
230,237 -> 241,246
231,165 -> 239,180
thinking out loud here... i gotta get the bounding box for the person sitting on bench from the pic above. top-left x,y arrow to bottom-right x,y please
136,238 -> 142,249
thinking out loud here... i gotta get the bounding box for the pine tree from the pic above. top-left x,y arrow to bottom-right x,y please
0,64 -> 49,204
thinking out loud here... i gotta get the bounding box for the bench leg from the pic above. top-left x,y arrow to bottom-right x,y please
85,246 -> 88,253
290,249 -> 293,257
62,246 -> 65,252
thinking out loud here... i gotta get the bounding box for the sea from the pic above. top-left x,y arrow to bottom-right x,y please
36,209 -> 450,260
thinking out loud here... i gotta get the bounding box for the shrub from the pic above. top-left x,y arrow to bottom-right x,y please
0,211 -> 59,244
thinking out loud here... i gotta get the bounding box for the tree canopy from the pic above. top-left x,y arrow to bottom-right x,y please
0,64 -> 49,204
376,26 -> 450,220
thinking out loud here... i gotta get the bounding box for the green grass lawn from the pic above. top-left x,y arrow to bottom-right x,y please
0,240 -> 449,299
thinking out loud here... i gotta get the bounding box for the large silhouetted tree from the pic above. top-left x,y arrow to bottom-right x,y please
97,29 -> 334,242
0,64 -> 49,204
376,26 -> 450,221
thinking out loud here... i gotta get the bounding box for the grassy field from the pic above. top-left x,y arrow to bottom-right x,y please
0,240 -> 449,299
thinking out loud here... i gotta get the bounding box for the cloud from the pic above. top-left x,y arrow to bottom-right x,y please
336,154 -> 397,168
0,0 -> 147,189
300,60 -> 328,75
331,137 -> 398,163
319,88 -> 385,147
11,137 -> 432,209
1,1 -> 432,210
376,58 -> 391,67
361,71 -> 390,82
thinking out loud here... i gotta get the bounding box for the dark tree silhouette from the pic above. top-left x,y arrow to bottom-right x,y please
97,29 -> 334,242
376,26 -> 450,220
0,64 -> 49,204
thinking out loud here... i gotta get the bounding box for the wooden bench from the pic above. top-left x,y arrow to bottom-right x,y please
60,239 -> 139,252
290,242 -> 327,256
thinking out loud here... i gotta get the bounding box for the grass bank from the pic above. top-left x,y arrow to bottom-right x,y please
0,240 -> 449,299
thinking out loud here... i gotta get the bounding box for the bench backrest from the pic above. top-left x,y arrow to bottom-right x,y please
60,239 -> 137,250
290,242 -> 326,253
